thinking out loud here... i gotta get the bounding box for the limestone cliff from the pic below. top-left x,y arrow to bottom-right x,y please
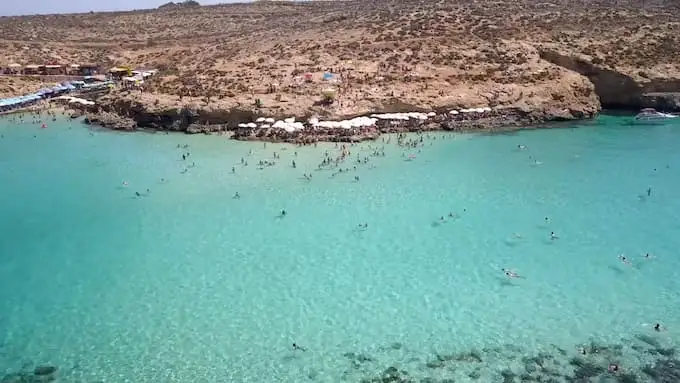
539,50 -> 680,111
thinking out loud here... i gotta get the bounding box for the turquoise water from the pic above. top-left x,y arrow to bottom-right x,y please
1,114 -> 679,382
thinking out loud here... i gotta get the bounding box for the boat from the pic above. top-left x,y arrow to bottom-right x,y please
634,108 -> 678,123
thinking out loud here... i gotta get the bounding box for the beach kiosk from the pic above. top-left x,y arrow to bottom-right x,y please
109,67 -> 132,80
23,65 -> 40,75
79,64 -> 99,76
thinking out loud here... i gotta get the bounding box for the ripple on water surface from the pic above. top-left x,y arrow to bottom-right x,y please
0,115 -> 679,382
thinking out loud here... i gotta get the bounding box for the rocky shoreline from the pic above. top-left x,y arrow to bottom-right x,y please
72,95 -> 598,144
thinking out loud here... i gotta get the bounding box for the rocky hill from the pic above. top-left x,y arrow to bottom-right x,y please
1,0 -> 679,125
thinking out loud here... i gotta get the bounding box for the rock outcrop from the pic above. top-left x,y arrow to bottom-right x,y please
539,49 -> 680,111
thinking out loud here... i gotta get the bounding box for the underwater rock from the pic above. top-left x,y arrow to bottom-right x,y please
569,357 -> 605,380
33,366 -> 57,376
359,366 -> 411,383
425,359 -> 444,369
1,373 -> 27,383
635,334 -> 661,348
454,350 -> 483,363
616,372 -> 640,383
500,369 -> 516,383
648,347 -> 676,357
641,359 -> 680,382
468,369 -> 481,379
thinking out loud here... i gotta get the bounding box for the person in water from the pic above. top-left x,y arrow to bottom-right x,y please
502,268 -> 522,279
234,192 -> 240,199
654,323 -> 666,332
608,363 -> 620,374
550,232 -> 558,240
618,254 -> 632,266
292,343 -> 307,352
281,209 -> 287,217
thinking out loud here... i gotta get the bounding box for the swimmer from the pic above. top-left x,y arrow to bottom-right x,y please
544,216 -> 550,223
517,144 -> 527,150
643,253 -> 655,260
135,192 -> 141,197
232,166 -> 236,173
502,268 -> 523,279
654,323 -> 666,332
513,232 -> 522,239
647,187 -> 652,197
123,181 -> 129,187
234,192 -> 240,199
550,232 -> 558,240
281,209 -> 287,217
618,254 -> 632,266
292,343 -> 307,352
608,363 -> 620,374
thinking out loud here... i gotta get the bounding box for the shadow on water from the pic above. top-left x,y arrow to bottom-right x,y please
497,276 -> 520,287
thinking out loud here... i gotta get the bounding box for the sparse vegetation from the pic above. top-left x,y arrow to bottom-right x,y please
0,0 -> 679,115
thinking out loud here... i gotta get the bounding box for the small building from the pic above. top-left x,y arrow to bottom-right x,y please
7,63 -> 22,74
23,64 -> 41,75
79,64 -> 99,76
44,64 -> 63,75
66,64 -> 81,75
109,67 -> 131,79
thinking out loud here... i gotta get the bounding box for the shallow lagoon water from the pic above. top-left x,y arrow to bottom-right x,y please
1,115 -> 679,382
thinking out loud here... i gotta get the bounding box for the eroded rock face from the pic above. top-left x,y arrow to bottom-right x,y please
539,49 -> 680,111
